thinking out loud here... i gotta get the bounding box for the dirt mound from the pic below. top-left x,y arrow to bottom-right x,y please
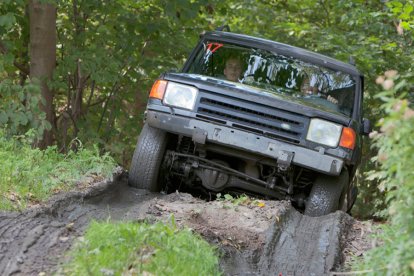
0,173 -> 375,275
142,193 -> 355,275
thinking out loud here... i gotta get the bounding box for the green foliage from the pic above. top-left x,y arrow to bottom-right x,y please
353,72 -> 414,275
0,129 -> 116,211
349,0 -> 414,218
216,193 -> 243,203
62,220 -> 221,275
199,0 -> 414,218
2,0 -> 217,163
49,0 -> 216,163
0,0 -> 29,73
0,80 -> 51,139
216,193 -> 264,207
2,0 -> 414,217
0,12 -> 16,29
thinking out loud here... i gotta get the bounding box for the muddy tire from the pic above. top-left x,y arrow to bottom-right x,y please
304,169 -> 349,217
128,124 -> 168,191
339,184 -> 358,214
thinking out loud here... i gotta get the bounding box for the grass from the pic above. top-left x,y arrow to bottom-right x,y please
0,130 -> 221,274
216,193 -> 265,207
0,130 -> 116,211
62,220 -> 221,276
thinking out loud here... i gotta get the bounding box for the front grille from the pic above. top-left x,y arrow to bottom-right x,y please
196,94 -> 308,144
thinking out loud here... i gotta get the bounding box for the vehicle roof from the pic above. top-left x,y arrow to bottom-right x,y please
203,31 -> 362,77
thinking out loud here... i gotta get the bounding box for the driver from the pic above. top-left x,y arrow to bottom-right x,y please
300,77 -> 319,95
301,77 -> 339,105
224,56 -> 243,82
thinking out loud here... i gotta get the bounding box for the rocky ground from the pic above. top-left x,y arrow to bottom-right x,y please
0,170 -> 377,276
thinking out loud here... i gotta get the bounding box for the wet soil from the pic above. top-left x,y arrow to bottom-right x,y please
0,171 -> 376,276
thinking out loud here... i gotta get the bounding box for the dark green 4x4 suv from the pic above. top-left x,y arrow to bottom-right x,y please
129,31 -> 371,216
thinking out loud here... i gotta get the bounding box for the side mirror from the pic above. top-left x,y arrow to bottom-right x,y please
362,118 -> 371,136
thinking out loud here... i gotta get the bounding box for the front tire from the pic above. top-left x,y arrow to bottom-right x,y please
304,169 -> 349,217
128,124 -> 168,191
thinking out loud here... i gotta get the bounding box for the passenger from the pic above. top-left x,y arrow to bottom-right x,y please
300,77 -> 319,95
224,56 -> 243,82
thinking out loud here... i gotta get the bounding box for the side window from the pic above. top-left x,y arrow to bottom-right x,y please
189,42 -> 226,77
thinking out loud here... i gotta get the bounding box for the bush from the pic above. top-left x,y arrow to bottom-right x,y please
354,71 -> 414,274
0,129 -> 116,211
0,80 -> 51,139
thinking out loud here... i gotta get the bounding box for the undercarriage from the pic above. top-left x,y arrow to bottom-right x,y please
129,122 -> 356,216
161,135 -> 316,209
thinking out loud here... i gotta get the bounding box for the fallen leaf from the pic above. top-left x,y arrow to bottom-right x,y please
257,202 -> 265,208
66,222 -> 75,230
59,236 -> 69,242
155,204 -> 169,211
221,240 -> 230,246
8,192 -> 21,202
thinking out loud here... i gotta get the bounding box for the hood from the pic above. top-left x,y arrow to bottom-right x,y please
163,73 -> 351,125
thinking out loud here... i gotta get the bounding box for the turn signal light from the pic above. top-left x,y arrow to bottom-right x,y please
149,80 -> 168,100
339,127 -> 356,150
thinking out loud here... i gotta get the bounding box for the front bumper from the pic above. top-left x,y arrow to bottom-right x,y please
146,110 -> 344,175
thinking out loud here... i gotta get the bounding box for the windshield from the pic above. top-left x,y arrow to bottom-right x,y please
186,41 -> 356,116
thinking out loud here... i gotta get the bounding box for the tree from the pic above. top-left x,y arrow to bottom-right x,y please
29,0 -> 56,148
2,0 -> 215,154
2,1 -> 413,219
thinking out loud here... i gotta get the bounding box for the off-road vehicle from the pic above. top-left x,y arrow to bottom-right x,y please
129,31 -> 371,216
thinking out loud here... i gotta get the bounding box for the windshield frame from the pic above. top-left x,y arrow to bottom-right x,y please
182,31 -> 363,121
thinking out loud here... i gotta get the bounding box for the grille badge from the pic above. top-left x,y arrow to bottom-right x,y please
281,123 -> 291,130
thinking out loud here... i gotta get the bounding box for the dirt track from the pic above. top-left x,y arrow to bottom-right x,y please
0,171 -> 374,275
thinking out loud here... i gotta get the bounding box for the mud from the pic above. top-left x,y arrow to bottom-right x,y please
0,171 -> 375,276
144,194 -> 354,276
0,171 -> 157,275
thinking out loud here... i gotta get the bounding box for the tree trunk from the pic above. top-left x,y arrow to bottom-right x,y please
29,0 -> 56,148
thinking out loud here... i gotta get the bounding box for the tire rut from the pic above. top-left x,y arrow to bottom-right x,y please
257,209 -> 352,276
140,193 -> 354,276
0,171 -> 357,276
0,171 -> 158,276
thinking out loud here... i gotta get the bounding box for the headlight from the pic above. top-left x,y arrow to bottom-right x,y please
306,118 -> 342,147
163,82 -> 198,110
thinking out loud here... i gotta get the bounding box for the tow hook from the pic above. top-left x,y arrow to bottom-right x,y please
277,151 -> 294,171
